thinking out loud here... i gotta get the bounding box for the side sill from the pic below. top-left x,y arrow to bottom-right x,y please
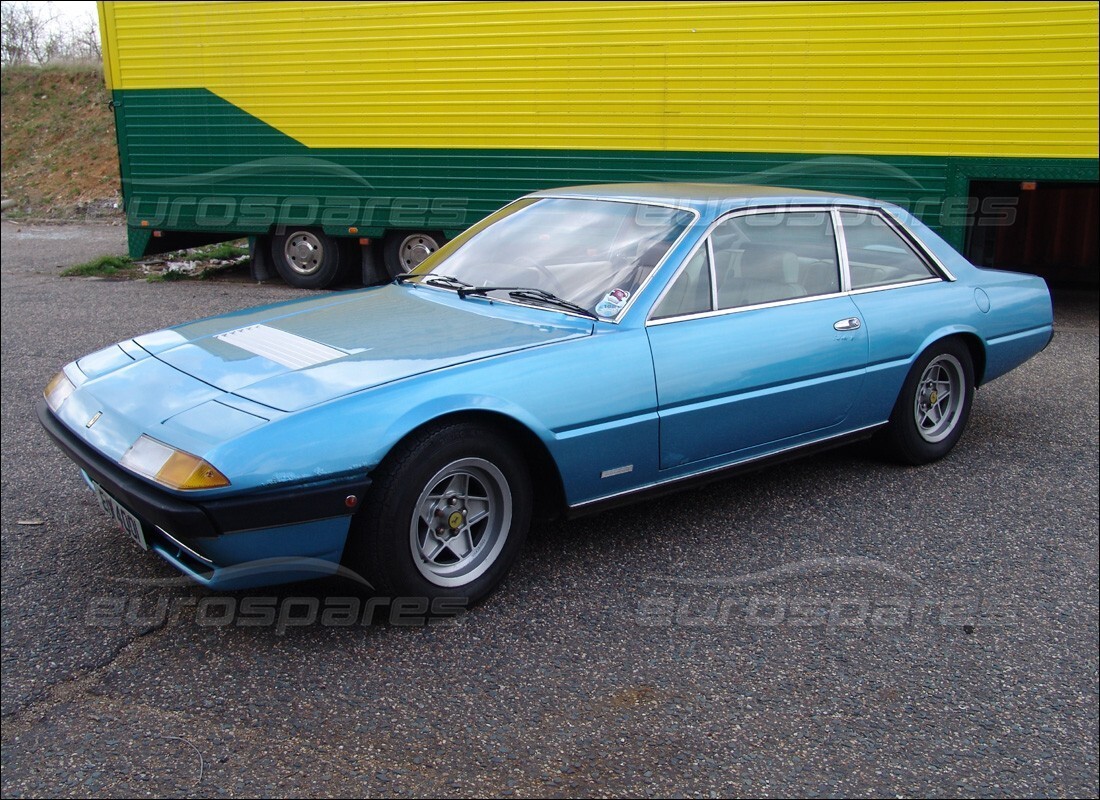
565,424 -> 885,520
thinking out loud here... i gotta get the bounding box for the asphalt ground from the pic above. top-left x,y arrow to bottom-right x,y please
1,220 -> 1097,798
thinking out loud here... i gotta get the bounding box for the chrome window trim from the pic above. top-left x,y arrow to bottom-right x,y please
646,202 -> 956,327
884,208 -> 957,282
706,236 -> 719,311
647,204 -> 843,326
835,205 -> 956,285
831,207 -> 853,293
532,193 -> 701,216
847,277 -> 943,296
648,289 -> 850,326
529,194 -> 702,324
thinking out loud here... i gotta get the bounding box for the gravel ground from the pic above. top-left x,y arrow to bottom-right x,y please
2,222 -> 1097,798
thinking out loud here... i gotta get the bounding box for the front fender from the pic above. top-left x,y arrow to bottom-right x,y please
381,392 -> 557,460
208,327 -> 661,505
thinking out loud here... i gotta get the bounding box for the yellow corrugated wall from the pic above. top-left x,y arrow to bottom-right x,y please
100,0 -> 1098,159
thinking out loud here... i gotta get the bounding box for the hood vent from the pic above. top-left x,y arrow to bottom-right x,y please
216,324 -> 347,369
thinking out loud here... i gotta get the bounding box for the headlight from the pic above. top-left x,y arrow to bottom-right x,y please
120,435 -> 230,490
44,372 -> 76,412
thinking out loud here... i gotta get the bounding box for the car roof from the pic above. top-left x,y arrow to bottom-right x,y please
527,182 -> 886,216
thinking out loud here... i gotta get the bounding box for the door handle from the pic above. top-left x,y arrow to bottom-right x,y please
833,317 -> 861,331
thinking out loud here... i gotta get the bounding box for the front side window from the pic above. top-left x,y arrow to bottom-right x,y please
711,210 -> 841,309
652,245 -> 713,319
839,210 -> 937,289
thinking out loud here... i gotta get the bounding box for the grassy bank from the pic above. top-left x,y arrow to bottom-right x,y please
0,65 -> 121,218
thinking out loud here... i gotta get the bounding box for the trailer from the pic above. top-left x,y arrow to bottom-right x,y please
98,0 -> 1098,288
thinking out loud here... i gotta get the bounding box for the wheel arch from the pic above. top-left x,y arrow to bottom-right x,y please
955,331 -> 987,386
882,328 -> 980,465
914,327 -> 986,385
374,409 -> 567,520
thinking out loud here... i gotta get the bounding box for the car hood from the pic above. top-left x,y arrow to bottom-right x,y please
134,286 -> 594,412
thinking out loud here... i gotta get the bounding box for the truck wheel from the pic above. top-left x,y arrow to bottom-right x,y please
383,231 -> 445,278
270,228 -> 346,289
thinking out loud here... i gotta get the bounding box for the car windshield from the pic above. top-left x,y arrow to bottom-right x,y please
406,197 -> 695,318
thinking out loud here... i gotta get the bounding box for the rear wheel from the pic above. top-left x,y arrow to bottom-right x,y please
270,228 -> 346,289
345,422 -> 531,604
884,339 -> 975,464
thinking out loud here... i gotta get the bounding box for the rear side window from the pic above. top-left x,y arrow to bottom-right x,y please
839,211 -> 937,289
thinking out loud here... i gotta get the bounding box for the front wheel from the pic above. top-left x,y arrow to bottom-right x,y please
345,423 -> 532,604
883,339 -> 975,464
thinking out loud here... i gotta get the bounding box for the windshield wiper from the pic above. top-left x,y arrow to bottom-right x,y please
509,289 -> 599,320
395,272 -> 473,291
457,285 -> 598,320
423,274 -> 474,290
455,284 -> 519,299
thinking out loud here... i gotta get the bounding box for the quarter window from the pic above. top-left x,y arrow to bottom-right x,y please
839,211 -> 937,289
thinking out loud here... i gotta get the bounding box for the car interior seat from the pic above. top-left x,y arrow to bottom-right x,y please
798,259 -> 841,295
717,243 -> 806,307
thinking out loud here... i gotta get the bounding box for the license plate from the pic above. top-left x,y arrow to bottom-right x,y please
91,481 -> 148,551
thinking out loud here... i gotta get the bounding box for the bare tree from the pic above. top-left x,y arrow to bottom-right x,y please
67,13 -> 100,62
1,1 -> 100,66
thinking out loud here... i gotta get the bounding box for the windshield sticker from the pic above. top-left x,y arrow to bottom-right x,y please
595,289 -> 630,318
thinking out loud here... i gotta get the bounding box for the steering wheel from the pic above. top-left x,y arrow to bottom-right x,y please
513,256 -> 566,296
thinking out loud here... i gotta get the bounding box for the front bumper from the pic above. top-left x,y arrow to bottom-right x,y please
38,400 -> 371,590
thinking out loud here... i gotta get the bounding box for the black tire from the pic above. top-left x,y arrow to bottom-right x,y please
382,230 -> 446,278
270,228 -> 346,289
884,338 -> 975,465
344,422 -> 532,605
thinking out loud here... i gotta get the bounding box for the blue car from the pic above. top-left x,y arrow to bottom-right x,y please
39,184 -> 1053,601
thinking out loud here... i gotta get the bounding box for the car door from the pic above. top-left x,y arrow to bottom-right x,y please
646,208 -> 868,470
